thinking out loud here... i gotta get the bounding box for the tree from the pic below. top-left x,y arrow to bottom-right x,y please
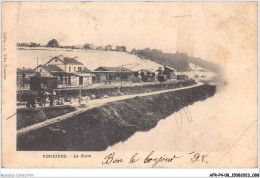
121,46 -> 126,52
144,48 -> 151,51
47,39 -> 59,47
131,48 -> 137,54
140,71 -> 145,78
134,72 -> 139,77
84,44 -> 90,49
83,43 -> 95,50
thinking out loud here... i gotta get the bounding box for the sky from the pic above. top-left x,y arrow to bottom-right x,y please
16,2 -> 257,64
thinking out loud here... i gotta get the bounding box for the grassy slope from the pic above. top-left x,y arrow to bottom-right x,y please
18,47 -> 222,74
17,106 -> 76,129
17,47 -> 162,71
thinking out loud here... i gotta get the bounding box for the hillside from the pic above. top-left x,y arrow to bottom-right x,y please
131,49 -> 191,72
131,48 -> 222,74
17,47 -> 162,71
17,47 -> 222,75
188,57 -> 223,74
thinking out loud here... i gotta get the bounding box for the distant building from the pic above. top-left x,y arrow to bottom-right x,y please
17,42 -> 40,47
96,46 -> 104,50
163,66 -> 176,80
34,56 -> 93,87
92,66 -> 133,83
115,46 -> 127,52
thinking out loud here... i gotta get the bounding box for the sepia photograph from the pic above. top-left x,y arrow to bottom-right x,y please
1,1 -> 258,171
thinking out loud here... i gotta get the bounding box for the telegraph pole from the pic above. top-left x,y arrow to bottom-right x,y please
120,64 -> 123,89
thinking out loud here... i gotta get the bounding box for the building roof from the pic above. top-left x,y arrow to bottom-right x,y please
45,56 -> 83,66
82,67 -> 91,73
164,66 -> 175,71
74,73 -> 95,77
35,64 -> 64,72
94,66 -> 132,72
51,71 -> 74,76
63,57 -> 83,65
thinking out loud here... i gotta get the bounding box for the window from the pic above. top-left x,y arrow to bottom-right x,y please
40,69 -> 42,72
74,67 -> 76,72
69,66 -> 71,72
55,59 -> 58,62
78,67 -> 82,72
59,76 -> 63,84
79,76 -> 83,85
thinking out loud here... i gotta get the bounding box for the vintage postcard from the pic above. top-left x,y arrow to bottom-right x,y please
1,1 -> 258,169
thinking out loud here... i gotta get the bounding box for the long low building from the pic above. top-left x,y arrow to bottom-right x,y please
91,66 -> 133,83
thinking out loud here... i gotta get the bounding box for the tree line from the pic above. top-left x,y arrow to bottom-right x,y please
130,48 -> 222,74
131,48 -> 191,72
17,39 -> 127,52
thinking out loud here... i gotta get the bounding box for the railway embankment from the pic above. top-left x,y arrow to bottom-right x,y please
17,80 -> 196,129
17,79 -> 195,101
17,83 -> 216,151
17,105 -> 76,130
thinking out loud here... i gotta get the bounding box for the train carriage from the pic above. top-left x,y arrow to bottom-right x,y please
30,76 -> 58,91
